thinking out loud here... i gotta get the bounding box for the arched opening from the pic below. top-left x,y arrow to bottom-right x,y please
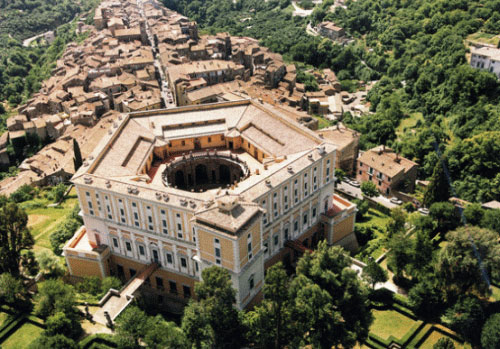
175,170 -> 185,189
195,164 -> 208,185
219,164 -> 230,183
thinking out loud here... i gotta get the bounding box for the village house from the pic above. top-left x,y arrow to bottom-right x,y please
356,146 -> 418,196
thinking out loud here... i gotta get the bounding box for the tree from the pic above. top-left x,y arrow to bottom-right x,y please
28,334 -> 78,349
144,316 -> 187,349
36,250 -> 65,276
408,230 -> 434,279
429,202 -> 460,234
181,300 -> 214,349
361,181 -> 378,197
183,266 -> 242,349
442,295 -> 484,343
335,168 -> 346,184
388,232 -> 412,279
0,200 -> 34,276
73,138 -> 82,171
45,312 -> 82,340
437,227 -> 500,297
433,337 -> 455,349
35,279 -> 77,319
115,306 -> 149,349
244,262 -> 293,349
290,242 -> 372,348
386,207 -> 407,236
21,250 -> 39,276
481,313 -> 500,349
481,209 -> 500,233
408,277 -> 444,318
463,203 -> 484,227
424,159 -> 450,207
0,273 -> 23,304
363,258 -> 388,289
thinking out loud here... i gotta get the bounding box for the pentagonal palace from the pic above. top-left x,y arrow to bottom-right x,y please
63,99 -> 357,311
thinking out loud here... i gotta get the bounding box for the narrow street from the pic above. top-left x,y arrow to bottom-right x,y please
137,0 -> 176,108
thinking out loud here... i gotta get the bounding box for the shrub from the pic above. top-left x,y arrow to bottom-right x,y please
10,184 -> 37,203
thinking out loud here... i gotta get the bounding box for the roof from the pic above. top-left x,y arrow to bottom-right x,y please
358,146 -> 418,178
482,200 -> 500,210
72,99 -> 335,211
195,197 -> 262,235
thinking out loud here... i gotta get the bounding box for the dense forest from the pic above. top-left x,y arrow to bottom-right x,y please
0,0 -> 84,41
163,0 -> 500,203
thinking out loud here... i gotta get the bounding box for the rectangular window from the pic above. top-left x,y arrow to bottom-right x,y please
118,199 -> 126,223
129,268 -> 136,277
249,275 -> 255,290
105,196 -> 113,220
262,200 -> 267,225
166,252 -> 174,266
112,237 -> 119,248
274,234 -> 279,246
284,228 -> 289,241
160,209 -> 168,234
96,193 -> 102,214
304,173 -> 308,197
326,160 -> 331,183
294,220 -> 298,232
303,213 -> 308,227
169,281 -> 177,294
146,206 -> 154,231
125,241 -> 132,252
86,192 -> 94,216
138,245 -> 145,256
313,167 -> 318,191
183,285 -> 191,298
208,137 -> 211,143
247,233 -> 253,260
312,207 -> 317,219
156,277 -> 163,290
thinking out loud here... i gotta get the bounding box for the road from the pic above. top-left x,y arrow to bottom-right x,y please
291,1 -> 313,17
336,180 -> 400,209
137,0 -> 176,108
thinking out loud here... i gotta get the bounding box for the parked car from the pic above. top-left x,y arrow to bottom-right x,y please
390,197 -> 403,205
418,207 -> 429,216
349,180 -> 360,187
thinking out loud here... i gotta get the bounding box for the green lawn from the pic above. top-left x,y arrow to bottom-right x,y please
467,31 -> 500,46
313,115 -> 334,129
0,311 -> 10,328
396,112 -> 424,137
370,309 -> 418,341
1,322 -> 43,349
24,188 -> 78,253
419,329 -> 471,349
357,208 -> 390,229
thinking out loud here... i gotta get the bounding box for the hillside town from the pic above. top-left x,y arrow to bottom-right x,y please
0,0 -> 359,198
4,0 -> 500,347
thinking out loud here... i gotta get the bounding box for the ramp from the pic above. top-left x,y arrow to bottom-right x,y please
93,262 -> 159,325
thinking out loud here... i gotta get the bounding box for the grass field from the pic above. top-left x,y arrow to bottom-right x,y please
357,208 -> 390,229
397,112 -> 424,137
24,188 -> 78,253
467,31 -> 500,46
419,328 -> 471,349
370,309 -> 418,341
0,311 -> 10,328
1,322 -> 44,349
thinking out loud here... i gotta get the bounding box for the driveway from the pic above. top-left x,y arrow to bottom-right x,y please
336,181 -> 400,209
